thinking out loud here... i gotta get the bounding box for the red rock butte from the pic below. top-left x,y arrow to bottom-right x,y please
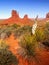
0,10 -> 49,26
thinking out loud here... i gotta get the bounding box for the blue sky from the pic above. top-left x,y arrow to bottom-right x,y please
0,0 -> 49,19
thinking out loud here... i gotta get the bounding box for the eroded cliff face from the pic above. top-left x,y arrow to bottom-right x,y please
23,14 -> 28,19
0,10 -> 33,26
46,12 -> 49,18
0,10 -> 49,26
12,10 -> 19,18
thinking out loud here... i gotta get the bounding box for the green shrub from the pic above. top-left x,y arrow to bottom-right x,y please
0,41 -> 18,65
17,34 -> 40,65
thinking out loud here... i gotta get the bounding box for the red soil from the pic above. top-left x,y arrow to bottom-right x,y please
4,34 -> 49,65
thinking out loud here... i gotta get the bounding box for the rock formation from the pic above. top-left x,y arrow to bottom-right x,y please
11,10 -> 19,18
46,12 -> 49,18
23,14 -> 28,19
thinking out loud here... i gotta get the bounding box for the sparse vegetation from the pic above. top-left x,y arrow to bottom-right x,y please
0,20 -> 49,65
0,40 -> 18,65
14,25 -> 32,38
0,24 -> 20,39
42,22 -> 49,50
35,28 -> 45,42
17,34 -> 40,65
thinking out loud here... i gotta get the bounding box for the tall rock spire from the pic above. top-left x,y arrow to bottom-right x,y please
11,10 -> 19,18
46,12 -> 49,18
23,14 -> 28,19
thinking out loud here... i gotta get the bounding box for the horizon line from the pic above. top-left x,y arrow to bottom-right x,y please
0,10 -> 48,19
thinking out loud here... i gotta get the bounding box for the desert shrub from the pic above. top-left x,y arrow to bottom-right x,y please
17,34 -> 40,65
44,22 -> 49,38
42,22 -> 49,48
11,23 -> 20,29
0,24 -> 20,39
0,41 -> 18,65
35,28 -> 45,42
14,25 -> 32,38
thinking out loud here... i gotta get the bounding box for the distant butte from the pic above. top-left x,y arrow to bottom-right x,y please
0,10 -> 49,26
